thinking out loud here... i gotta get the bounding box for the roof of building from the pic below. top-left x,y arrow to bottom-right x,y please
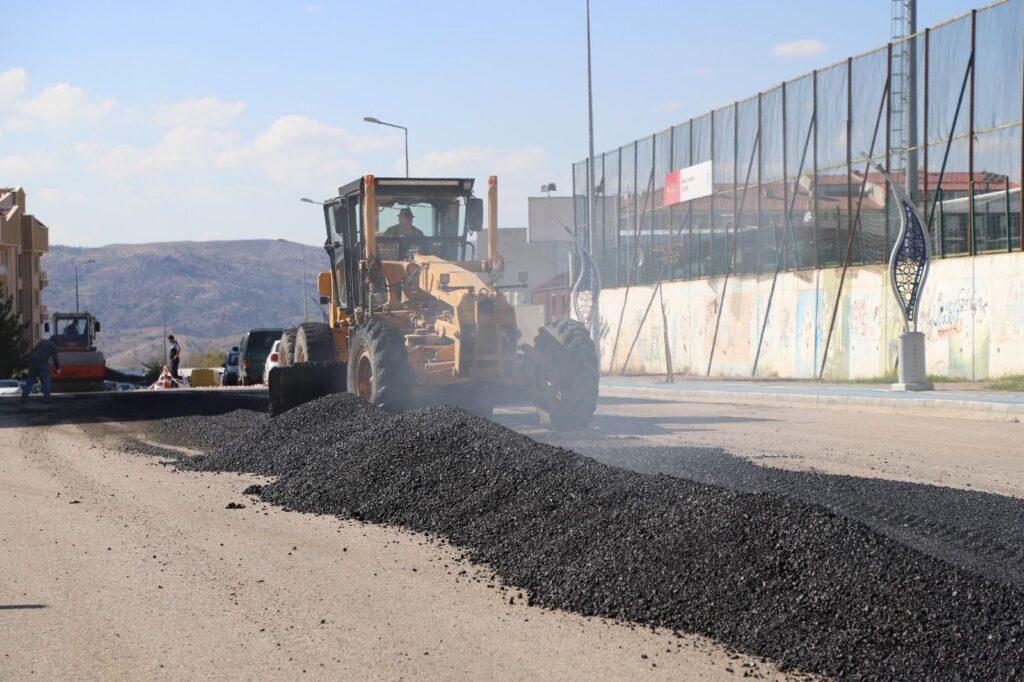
532,271 -> 570,293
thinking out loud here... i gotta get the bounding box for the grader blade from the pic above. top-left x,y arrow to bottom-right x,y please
268,361 -> 346,416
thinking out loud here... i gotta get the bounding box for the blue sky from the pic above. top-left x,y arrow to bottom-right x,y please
3,0 -> 981,246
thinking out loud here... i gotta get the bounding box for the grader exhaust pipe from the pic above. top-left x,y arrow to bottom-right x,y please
487,175 -> 499,271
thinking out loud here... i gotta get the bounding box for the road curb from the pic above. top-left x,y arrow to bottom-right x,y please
601,383 -> 1024,421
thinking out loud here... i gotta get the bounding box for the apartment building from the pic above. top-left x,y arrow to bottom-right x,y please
0,187 -> 50,348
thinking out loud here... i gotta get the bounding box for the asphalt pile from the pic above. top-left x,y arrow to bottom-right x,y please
557,440 -> 1024,589
145,409 -> 266,452
151,394 -> 1024,680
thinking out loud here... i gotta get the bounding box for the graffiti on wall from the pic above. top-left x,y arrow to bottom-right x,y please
599,254 -> 1021,380
927,287 -> 988,339
848,296 -> 879,338
794,289 -> 821,379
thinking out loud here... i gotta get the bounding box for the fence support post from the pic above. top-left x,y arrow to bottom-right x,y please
781,82 -> 789,271
924,28 -> 931,252
968,9 -> 977,256
812,70 -> 819,269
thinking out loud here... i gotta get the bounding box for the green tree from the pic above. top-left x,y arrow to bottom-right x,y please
185,349 -> 227,368
0,283 -> 28,378
140,353 -> 165,384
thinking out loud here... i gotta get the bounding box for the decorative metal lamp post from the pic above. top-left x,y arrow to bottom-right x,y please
875,163 -> 933,391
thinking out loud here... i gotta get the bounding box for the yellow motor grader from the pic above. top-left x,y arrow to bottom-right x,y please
269,175 -> 599,429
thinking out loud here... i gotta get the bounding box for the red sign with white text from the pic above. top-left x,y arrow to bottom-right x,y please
663,160 -> 714,206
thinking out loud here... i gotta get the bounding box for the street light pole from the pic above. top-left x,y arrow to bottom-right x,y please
363,116 -> 409,177
278,239 -> 308,322
301,247 -> 308,322
584,0 -> 600,343
74,259 -> 95,313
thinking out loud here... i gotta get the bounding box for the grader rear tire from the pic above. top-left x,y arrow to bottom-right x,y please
279,329 -> 297,367
531,319 -> 599,430
347,321 -> 413,412
294,322 -> 335,363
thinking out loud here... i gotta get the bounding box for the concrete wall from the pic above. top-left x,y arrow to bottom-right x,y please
598,251 -> 1024,380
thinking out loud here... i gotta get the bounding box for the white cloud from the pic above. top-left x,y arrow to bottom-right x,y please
37,187 -> 90,204
76,126 -> 239,179
225,114 -> 390,183
153,126 -> 239,166
0,153 -> 58,176
411,145 -> 545,177
77,114 -> 389,185
693,66 -> 715,76
772,38 -> 826,58
152,96 -> 246,128
18,83 -> 115,126
656,100 -> 682,113
0,68 -> 28,107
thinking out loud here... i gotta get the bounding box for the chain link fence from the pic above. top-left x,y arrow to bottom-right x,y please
575,0 -> 1023,289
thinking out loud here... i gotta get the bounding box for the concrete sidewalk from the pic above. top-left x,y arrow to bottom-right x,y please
601,376 -> 1024,420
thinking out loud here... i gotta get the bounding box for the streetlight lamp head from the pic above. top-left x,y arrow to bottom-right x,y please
363,116 -> 381,124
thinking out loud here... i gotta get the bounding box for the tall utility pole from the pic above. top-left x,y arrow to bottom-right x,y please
892,0 -> 918,202
584,0 -> 600,343
300,247 -> 308,321
278,239 -> 308,322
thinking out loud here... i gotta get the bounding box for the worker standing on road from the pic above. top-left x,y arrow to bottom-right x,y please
168,335 -> 181,379
20,335 -> 61,404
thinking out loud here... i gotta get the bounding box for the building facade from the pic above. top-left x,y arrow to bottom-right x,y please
0,188 -> 50,348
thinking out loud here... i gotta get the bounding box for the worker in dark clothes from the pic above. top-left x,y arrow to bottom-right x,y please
21,335 -> 61,404
168,335 -> 181,379
383,207 -> 425,237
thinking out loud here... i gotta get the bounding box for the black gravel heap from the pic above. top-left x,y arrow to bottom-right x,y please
157,394 -> 1024,680
144,409 -> 267,451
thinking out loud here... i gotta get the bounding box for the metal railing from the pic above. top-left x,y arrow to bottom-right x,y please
574,0 -> 1024,289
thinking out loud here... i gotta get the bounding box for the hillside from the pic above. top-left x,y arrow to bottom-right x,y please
43,240 -> 326,369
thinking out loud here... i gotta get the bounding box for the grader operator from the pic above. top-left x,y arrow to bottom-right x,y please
270,175 -> 599,430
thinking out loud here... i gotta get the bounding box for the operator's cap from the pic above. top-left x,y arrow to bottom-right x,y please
398,207 -> 413,217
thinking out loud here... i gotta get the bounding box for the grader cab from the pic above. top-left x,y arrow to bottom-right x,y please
270,175 -> 598,429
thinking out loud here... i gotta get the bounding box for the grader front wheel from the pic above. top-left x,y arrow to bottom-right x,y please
294,322 -> 335,363
346,321 -> 414,412
279,329 -> 297,366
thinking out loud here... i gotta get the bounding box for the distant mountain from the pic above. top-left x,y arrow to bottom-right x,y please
43,240 -> 327,369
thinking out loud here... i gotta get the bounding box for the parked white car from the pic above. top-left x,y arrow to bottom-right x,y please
0,379 -> 22,397
262,339 -> 283,385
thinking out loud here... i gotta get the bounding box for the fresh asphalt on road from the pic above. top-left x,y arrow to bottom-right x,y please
2,383 -> 1022,677
7,382 -> 1021,590
2,388 -> 792,680
496,381 -> 1024,590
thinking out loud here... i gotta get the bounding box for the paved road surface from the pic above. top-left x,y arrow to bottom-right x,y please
0,409 -> 786,680
498,387 -> 1024,588
3,386 -> 1021,677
